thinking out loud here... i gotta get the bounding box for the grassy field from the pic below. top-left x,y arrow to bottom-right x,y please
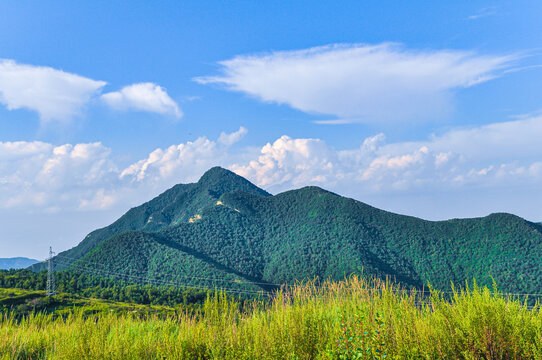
0,288 -> 175,318
1,276 -> 541,359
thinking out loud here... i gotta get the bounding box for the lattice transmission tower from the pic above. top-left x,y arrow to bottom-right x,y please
46,246 -> 56,296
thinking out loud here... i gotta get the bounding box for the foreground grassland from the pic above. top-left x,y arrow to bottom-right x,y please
1,276 -> 542,359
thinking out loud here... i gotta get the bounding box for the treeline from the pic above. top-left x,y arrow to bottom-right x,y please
0,269 -> 208,307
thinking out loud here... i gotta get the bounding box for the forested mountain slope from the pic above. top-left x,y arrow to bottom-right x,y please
32,167 -> 269,272
36,167 -> 542,294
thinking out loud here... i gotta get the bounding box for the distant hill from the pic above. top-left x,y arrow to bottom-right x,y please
33,167 -> 542,294
1,257 -> 39,270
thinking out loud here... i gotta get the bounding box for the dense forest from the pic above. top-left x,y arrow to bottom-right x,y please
31,167 -> 542,296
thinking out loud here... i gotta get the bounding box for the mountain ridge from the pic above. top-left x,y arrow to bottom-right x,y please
33,167 -> 542,294
1,257 -> 39,270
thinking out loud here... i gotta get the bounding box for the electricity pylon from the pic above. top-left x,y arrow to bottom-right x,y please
46,246 -> 56,296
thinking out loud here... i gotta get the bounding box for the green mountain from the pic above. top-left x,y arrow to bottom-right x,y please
35,167 -> 542,294
33,167 -> 269,270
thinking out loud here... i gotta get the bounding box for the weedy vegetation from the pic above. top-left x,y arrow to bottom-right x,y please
1,275 -> 541,359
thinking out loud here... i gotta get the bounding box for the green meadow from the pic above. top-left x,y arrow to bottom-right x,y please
1,276 -> 541,359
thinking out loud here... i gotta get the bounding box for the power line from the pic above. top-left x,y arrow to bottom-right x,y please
54,253 -> 284,287
41,253 -> 313,296
53,258 -> 265,294
52,258 -> 272,297
46,253 -> 541,312
44,252 -> 542,299
53,255 -> 277,292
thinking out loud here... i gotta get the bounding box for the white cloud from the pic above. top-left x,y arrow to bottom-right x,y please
120,127 -> 250,186
231,136 -> 337,188
230,116 -> 542,198
0,59 -> 106,122
196,43 -> 515,123
2,118 -> 542,222
467,7 -> 497,20
218,126 -> 248,146
101,82 -> 182,118
0,60 -> 182,122
120,137 -> 219,183
0,128 -> 250,214
35,143 -> 118,190
79,189 -> 116,210
382,116 -> 542,162
0,141 -> 119,211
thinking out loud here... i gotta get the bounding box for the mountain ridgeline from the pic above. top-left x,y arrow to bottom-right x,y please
0,257 -> 39,270
34,167 -> 542,294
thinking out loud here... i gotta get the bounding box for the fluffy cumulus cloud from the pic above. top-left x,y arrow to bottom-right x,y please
120,127 -> 249,186
101,82 -> 182,118
0,60 -> 182,122
0,141 -> 118,211
196,43 -> 515,123
2,118 -> 542,220
232,116 -> 542,197
231,136 -> 338,188
120,137 -> 220,183
0,60 -> 106,122
0,128 -> 248,213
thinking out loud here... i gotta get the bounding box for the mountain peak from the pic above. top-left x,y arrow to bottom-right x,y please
197,167 -> 271,197
198,166 -> 237,183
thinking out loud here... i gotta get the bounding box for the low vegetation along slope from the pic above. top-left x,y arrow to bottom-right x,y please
34,167 -> 542,295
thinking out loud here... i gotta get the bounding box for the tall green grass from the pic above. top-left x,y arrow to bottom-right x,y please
1,276 -> 541,359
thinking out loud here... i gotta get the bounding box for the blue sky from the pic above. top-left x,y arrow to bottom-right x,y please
1,0 -> 541,259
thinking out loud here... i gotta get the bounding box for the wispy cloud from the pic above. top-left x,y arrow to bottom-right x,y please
467,7 -> 497,20
101,82 -> 182,118
0,60 -> 106,122
196,43 -> 516,124
218,126 -> 248,146
312,118 -> 361,125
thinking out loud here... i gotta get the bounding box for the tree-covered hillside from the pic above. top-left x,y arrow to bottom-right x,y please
32,167 -> 270,272
39,167 -> 542,295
